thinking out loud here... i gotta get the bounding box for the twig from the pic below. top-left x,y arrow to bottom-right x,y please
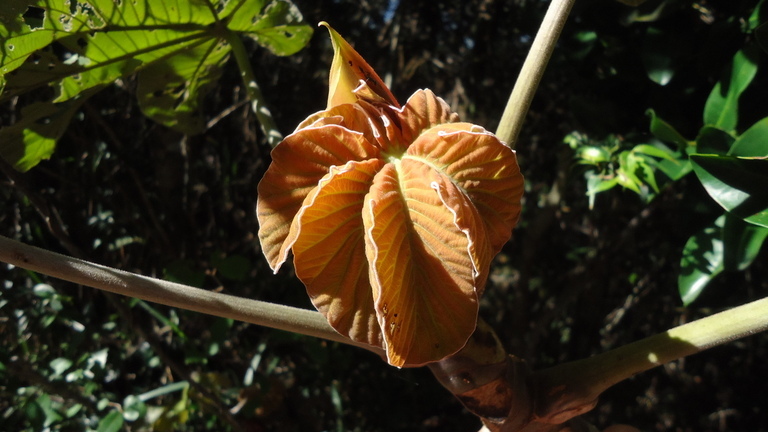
0,234 -> 384,357
495,0 -> 576,148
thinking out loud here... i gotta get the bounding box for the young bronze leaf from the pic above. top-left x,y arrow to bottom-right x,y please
257,125 -> 381,270
408,124 -> 524,253
295,102 -> 389,150
396,89 -> 461,144
319,22 -> 399,109
363,162 -> 482,367
291,159 -> 387,347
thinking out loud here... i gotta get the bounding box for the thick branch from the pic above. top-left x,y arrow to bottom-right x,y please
0,235 -> 384,357
533,297 -> 768,423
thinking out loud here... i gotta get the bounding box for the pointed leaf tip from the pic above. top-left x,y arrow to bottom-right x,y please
319,22 -> 399,109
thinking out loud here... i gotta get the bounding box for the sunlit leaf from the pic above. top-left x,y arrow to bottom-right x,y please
0,0 -> 311,170
257,26 -> 524,368
679,216 -> 724,306
395,89 -> 460,144
0,90 -> 95,171
363,162 -> 486,367
641,27 -> 679,85
257,125 -> 381,269
290,159 -> 386,347
644,140 -> 691,181
690,154 -> 768,228
137,38 -> 232,134
407,122 -> 523,254
695,126 -> 735,155
231,0 -> 313,56
646,109 -> 690,151
723,214 -> 768,271
632,143 -> 679,162
703,47 -> 759,131
749,0 -> 768,31
728,117 -> 768,157
319,22 -> 399,109
122,395 -> 146,422
97,410 -> 124,432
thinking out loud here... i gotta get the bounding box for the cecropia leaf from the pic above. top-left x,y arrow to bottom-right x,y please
408,123 -> 524,253
289,159 -> 386,347
395,89 -> 460,145
257,124 -> 381,269
363,161 -> 490,367
256,24 -> 525,368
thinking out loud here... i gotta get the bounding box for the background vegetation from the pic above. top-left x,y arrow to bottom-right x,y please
2,0 -> 767,431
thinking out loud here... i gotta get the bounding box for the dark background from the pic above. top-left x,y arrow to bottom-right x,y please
2,0 -> 767,431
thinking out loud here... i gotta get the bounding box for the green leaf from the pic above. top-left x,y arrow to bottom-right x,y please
576,145 -> 611,164
137,38 -> 232,134
703,47 -> 759,131
0,90 -> 95,171
723,214 -> 768,271
729,117 -> 768,157
631,143 -> 679,162
1,1 -> 219,102
585,171 -> 618,209
646,109 -> 690,151
134,299 -> 187,339
0,0 -> 311,170
641,27 -> 679,85
633,155 -> 659,193
749,0 -> 768,31
122,395 -> 147,422
211,252 -> 252,281
695,126 -> 735,155
758,21 -> 768,55
641,140 -> 692,181
49,357 -> 73,377
690,154 -> 768,228
226,0 -> 313,56
679,216 -> 725,306
615,151 -> 643,195
97,410 -> 124,432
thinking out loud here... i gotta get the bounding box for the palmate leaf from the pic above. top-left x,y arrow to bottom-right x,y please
257,92 -> 522,367
257,24 -> 525,367
0,0 -> 312,171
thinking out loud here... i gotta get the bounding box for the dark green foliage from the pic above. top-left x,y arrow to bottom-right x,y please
2,1 -> 767,431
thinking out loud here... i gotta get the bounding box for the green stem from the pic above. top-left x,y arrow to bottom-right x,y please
533,297 -> 768,422
0,235 -> 384,357
495,0 -> 575,148
225,31 -> 284,147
